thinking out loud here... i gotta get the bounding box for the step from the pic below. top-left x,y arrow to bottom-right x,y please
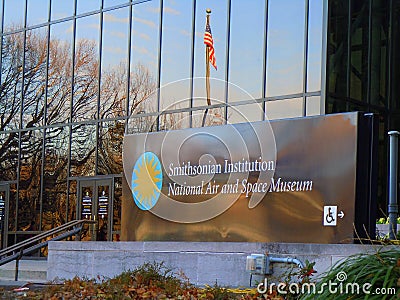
0,259 -> 47,283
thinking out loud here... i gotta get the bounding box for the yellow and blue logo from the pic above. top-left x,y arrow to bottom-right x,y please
131,152 -> 163,210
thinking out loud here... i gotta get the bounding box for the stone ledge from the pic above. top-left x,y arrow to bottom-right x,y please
47,241 -> 396,287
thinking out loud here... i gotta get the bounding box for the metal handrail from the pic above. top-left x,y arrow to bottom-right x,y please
0,219 -> 91,257
0,219 -> 95,281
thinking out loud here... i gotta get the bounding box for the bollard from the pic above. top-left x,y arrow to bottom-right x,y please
388,131 -> 399,240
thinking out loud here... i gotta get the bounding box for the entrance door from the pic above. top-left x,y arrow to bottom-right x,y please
0,184 -> 9,249
77,179 -> 112,241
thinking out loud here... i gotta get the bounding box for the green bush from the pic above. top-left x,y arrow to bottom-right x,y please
300,249 -> 400,300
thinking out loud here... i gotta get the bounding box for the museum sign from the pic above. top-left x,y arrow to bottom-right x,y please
121,112 -> 377,243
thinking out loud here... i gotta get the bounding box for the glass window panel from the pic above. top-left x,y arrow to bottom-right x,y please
265,98 -> 303,120
0,132 -> 19,181
193,1 -> 227,108
112,177 -> 122,240
77,0 -> 101,15
73,15 -> 100,122
306,96 -> 321,116
349,49 -> 363,101
0,2 -> 3,31
47,21 -> 73,125
18,129 -> 43,231
370,0 -> 387,107
307,0 -> 323,92
27,0 -> 49,26
70,124 -> 96,177
4,0 -> 25,30
100,8 -> 130,119
193,77 -> 226,111
43,126 -> 69,230
51,0 -> 74,21
5,185 -> 15,235
228,1 -> 265,102
7,183 -> 17,233
68,180 -> 77,221
130,0 -> 160,115
128,63 -> 158,119
1,32 -> 24,130
159,80 -> 190,112
104,0 -> 129,9
44,127 -> 69,179
97,121 -> 124,175
266,0 -> 305,96
160,111 -> 190,131
391,2 -> 400,110
127,113 -> 157,134
228,103 -> 263,124
159,0 -> 192,110
349,0 -> 369,102
191,106 -> 225,128
327,0 -> 349,98
347,102 -> 367,112
390,114 -> 400,132
327,96 -> 347,113
23,28 -> 48,128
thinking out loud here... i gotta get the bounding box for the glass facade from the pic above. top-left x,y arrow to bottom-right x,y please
0,0 -> 324,246
326,0 -> 400,215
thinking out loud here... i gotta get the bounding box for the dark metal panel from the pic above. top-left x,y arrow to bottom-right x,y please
354,112 -> 378,239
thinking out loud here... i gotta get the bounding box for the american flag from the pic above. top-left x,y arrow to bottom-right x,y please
204,22 -> 217,70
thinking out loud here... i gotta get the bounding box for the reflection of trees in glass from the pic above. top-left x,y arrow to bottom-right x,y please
98,121 -> 124,175
112,177 -> 122,238
1,30 -> 24,131
18,130 -> 42,231
0,132 -> 18,181
101,63 -> 156,119
70,123 -> 97,177
129,63 -> 157,115
0,26 -> 157,230
72,39 -> 98,122
192,107 -> 225,128
23,29 -> 47,128
1,26 -> 157,126
42,126 -> 69,230
47,38 -> 73,124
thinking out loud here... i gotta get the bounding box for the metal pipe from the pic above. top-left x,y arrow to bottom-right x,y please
388,131 -> 399,240
269,256 -> 305,269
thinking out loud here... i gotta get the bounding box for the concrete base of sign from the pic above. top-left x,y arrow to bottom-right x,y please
47,241 -> 396,287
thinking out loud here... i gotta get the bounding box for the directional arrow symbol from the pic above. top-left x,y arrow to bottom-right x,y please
338,211 -> 345,219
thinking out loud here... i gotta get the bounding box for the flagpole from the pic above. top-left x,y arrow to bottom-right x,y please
202,9 -> 212,127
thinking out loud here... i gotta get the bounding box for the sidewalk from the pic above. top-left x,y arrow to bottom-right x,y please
0,259 -> 47,284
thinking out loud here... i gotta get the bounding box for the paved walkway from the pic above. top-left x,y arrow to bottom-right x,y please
0,259 -> 47,284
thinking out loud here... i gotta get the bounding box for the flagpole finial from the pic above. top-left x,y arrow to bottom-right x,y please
206,8 -> 211,14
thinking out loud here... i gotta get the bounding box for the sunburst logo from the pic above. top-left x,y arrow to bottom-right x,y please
131,152 -> 163,210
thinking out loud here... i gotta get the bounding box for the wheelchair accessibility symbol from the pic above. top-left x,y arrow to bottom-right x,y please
323,206 -> 337,226
323,206 -> 345,226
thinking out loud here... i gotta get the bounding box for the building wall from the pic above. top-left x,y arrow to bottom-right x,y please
0,0 -> 325,246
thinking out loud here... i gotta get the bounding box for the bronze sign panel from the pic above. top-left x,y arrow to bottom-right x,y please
121,112 -> 377,243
